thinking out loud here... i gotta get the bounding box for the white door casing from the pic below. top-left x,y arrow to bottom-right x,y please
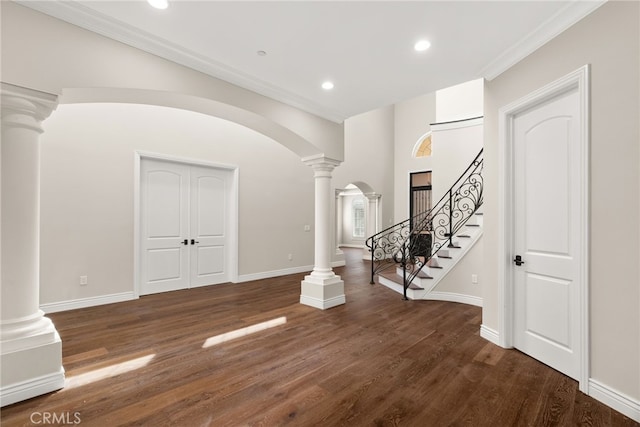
137,154 -> 238,296
498,65 -> 589,391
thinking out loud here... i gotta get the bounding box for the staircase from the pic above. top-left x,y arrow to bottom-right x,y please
366,149 -> 483,300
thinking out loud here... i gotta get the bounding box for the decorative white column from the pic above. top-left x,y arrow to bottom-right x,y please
362,192 -> 381,260
300,155 -> 345,309
333,189 -> 345,267
1,83 -> 64,406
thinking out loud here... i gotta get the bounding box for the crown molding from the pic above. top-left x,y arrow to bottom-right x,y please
14,0 -> 347,123
479,0 -> 607,81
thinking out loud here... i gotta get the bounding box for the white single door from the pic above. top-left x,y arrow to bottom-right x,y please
512,88 -> 582,380
189,165 -> 229,287
140,159 -> 190,295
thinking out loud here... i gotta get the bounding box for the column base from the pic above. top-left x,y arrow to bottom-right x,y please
300,273 -> 346,310
1,317 -> 65,406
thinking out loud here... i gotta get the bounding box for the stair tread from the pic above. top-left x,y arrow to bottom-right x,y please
438,254 -> 452,259
457,234 -> 471,238
466,224 -> 480,227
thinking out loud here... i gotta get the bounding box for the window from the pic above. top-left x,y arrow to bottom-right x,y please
352,198 -> 365,238
413,132 -> 432,158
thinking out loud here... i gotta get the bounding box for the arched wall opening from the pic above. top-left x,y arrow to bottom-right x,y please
38,95 -> 321,309
335,181 -> 381,262
59,87 -> 323,159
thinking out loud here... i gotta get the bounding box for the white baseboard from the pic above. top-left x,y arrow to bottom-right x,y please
236,265 -> 313,283
331,260 -> 346,268
339,244 -> 365,249
480,324 -> 501,346
1,369 -> 65,407
589,379 -> 640,422
425,291 -> 482,307
40,292 -> 137,314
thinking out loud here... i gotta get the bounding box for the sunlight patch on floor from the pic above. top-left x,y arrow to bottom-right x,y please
202,316 -> 287,348
64,354 -> 156,389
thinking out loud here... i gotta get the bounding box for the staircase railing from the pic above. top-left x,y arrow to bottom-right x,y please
365,148 -> 483,299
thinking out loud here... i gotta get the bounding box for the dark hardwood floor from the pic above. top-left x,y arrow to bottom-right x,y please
2,248 -> 637,426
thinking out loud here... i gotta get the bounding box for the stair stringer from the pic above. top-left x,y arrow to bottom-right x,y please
377,215 -> 483,303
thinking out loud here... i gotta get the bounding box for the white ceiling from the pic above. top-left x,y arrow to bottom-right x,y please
18,1 -> 604,122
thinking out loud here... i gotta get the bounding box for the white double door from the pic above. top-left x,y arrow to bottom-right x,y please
512,87 -> 583,380
140,159 -> 231,295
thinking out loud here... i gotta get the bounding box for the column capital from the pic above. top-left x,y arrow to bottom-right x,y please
302,154 -> 342,173
1,83 -> 58,133
364,192 -> 382,201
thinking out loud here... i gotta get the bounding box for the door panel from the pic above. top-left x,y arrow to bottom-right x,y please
513,89 -> 580,380
190,166 -> 229,287
140,161 -> 190,295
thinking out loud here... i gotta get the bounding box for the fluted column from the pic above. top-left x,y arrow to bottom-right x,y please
362,192 -> 381,260
300,155 -> 345,309
1,83 -> 64,406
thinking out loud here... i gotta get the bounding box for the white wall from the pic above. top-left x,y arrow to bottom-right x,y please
435,79 -> 484,123
39,103 -> 315,305
336,105 -> 395,228
430,122 -> 483,205
393,93 -> 436,222
484,1 -> 639,402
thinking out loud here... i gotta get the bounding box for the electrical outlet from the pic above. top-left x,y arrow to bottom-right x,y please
471,274 -> 478,284
288,254 -> 293,261
304,225 -> 311,232
80,276 -> 88,286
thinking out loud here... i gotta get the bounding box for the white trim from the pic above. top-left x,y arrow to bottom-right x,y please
480,1 -> 606,80
331,260 -> 346,268
135,151 -> 240,295
15,1 -> 346,123
588,379 -> 640,423
236,265 -> 313,283
424,292 -> 482,307
339,244 -> 365,249
299,294 -> 346,310
0,369 -> 65,407
40,292 -> 137,314
497,65 -> 590,391
430,117 -> 483,132
480,325 -> 500,346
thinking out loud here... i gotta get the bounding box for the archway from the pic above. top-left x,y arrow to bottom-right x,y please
335,181 -> 381,261
59,87 -> 322,159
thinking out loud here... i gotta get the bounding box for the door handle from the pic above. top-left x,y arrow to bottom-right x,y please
181,239 -> 188,245
513,255 -> 525,266
191,239 -> 200,245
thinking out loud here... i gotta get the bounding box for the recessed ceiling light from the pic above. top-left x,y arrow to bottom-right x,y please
322,81 -> 334,90
257,50 -> 267,56
414,40 -> 431,52
148,0 -> 169,10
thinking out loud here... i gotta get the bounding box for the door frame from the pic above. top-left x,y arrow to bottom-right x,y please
497,65 -> 590,392
134,151 -> 239,297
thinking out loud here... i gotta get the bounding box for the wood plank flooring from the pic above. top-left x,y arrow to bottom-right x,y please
2,249 -> 637,426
